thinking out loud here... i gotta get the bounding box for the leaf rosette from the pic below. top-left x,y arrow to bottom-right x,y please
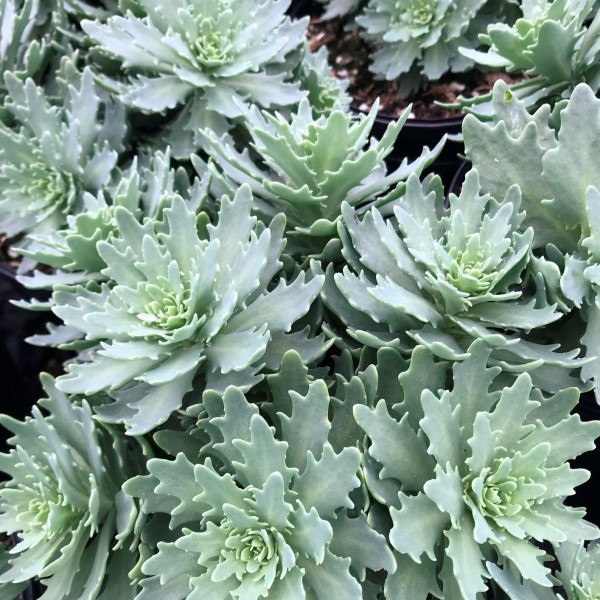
354,342 -> 600,599
464,81 -> 600,398
0,0 -> 55,120
49,184 -> 327,434
454,0 -> 600,117
354,0 -> 511,95
316,169 -> 585,393
0,375 -> 144,599
125,351 -> 395,599
16,148 -> 208,296
196,98 -> 443,261
0,58 -> 126,244
81,0 -> 308,156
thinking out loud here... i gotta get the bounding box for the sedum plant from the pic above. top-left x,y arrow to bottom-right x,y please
0,0 -> 55,121
354,0 -> 515,97
16,148 -> 208,295
81,0 -> 309,156
0,375 -> 145,599
196,98 -> 443,261
463,80 -> 600,397
125,351 -> 395,599
0,58 -> 126,246
454,0 -> 600,118
354,342 -> 600,599
315,169 -> 585,393
45,185 -> 328,434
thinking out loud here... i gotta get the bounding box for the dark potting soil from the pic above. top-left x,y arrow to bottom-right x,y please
0,235 -> 21,271
305,15 -> 525,120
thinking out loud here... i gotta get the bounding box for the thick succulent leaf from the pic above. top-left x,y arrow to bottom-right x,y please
252,472 -> 294,532
232,415 -> 296,489
423,464 -> 465,528
395,345 -> 447,430
542,84 -> 600,231
330,375 -> 372,453
444,341 -> 499,439
292,445 -> 360,520
384,552 -> 441,600
287,502 -> 332,565
354,401 -> 435,491
463,85 -> 576,251
420,390 -> 463,468
279,380 -> 331,472
389,492 -> 448,562
297,550 -> 362,599
487,562 -> 557,600
223,272 -> 323,335
445,523 -> 488,600
328,511 -> 395,580
210,386 -> 259,465
144,453 -> 201,528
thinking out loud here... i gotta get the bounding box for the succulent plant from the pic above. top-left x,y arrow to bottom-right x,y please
0,58 -> 127,246
294,42 -> 351,114
454,0 -> 600,117
354,0 -> 515,97
81,0 -> 309,156
44,185 -> 327,434
125,350 -> 395,599
315,169 -> 586,393
0,375 -> 145,599
463,80 -> 600,398
196,98 -> 443,261
16,148 -> 208,295
354,341 -> 600,599
0,0 -> 55,120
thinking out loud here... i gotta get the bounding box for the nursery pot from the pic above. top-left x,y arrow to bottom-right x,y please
363,110 -> 463,190
0,264 -> 66,451
569,393 -> 600,527
288,0 -> 464,190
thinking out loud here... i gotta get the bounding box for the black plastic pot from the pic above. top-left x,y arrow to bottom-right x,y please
0,264 -> 67,452
287,0 -> 321,18
364,111 -> 463,191
568,393 -> 600,527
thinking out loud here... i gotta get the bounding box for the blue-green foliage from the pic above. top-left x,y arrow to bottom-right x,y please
0,3 -> 599,599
